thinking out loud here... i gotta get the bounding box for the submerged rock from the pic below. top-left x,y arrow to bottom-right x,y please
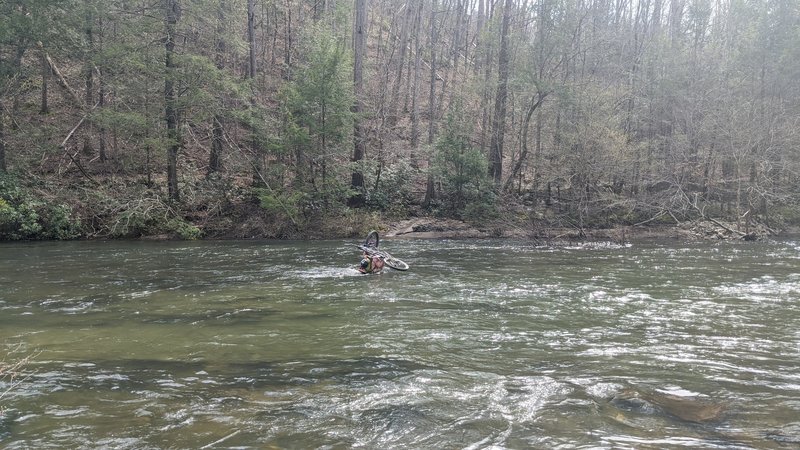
609,388 -> 725,424
0,409 -> 17,440
765,423 -> 800,444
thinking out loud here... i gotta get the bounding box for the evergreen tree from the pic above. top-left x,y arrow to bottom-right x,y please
283,27 -> 354,205
433,100 -> 494,219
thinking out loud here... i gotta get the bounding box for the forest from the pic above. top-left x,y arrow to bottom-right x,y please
0,0 -> 798,240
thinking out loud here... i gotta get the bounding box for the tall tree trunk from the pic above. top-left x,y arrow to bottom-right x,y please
349,0 -> 367,206
248,0 -> 265,187
97,16 -> 107,163
434,5 -> 452,121
475,0 -> 486,73
40,52 -> 50,114
284,0 -> 292,80
98,74 -> 107,163
10,45 -> 26,130
445,0 -> 466,112
83,2 -> 94,156
478,48 -> 493,150
504,91 -> 547,192
410,1 -> 423,154
0,27 -> 17,170
0,100 -> 5,172
209,0 -> 226,176
423,0 -> 439,207
426,5 -> 438,147
532,107 -> 543,197
165,0 -> 180,202
669,0 -> 683,46
489,0 -> 512,187
374,2 -> 399,160
210,117 -> 223,176
270,4 -> 278,66
248,0 -> 256,79
477,0 -> 494,152
388,0 -> 414,125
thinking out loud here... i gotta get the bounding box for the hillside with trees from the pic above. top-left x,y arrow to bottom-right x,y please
1,0 -> 798,240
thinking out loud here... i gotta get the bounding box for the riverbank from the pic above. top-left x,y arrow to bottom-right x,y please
380,217 -> 786,243
0,172 -> 790,243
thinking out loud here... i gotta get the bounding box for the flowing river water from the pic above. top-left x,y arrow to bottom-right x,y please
1,238 -> 799,449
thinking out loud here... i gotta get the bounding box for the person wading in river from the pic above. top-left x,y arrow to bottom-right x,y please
358,251 -> 385,274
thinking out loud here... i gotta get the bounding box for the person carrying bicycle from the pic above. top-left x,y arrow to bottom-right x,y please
358,250 -> 385,274
356,230 -> 408,273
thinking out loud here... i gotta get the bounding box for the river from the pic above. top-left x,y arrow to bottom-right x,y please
1,238 -> 799,449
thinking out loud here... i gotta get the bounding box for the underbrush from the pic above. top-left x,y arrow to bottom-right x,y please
3,168 -> 796,241
0,175 -> 82,240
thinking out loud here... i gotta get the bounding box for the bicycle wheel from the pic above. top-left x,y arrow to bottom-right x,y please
364,230 -> 379,248
384,255 -> 409,271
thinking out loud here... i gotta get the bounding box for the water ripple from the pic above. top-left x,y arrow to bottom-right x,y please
2,239 -> 800,448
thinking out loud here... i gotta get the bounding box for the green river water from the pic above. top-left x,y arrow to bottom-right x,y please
1,238 -> 799,449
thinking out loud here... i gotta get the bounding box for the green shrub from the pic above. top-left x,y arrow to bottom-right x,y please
167,218 -> 202,240
462,189 -> 498,222
0,200 -> 42,240
0,176 -> 83,240
0,198 -> 19,237
0,182 -> 41,240
367,160 -> 417,214
257,189 -> 304,224
42,204 -> 82,240
431,100 -> 496,221
15,202 -> 42,238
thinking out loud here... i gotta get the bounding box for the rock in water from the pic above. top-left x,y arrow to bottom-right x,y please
610,388 -> 725,423
766,423 -> 800,444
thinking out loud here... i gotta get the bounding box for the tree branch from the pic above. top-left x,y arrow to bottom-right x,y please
60,115 -> 100,185
37,42 -> 84,108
